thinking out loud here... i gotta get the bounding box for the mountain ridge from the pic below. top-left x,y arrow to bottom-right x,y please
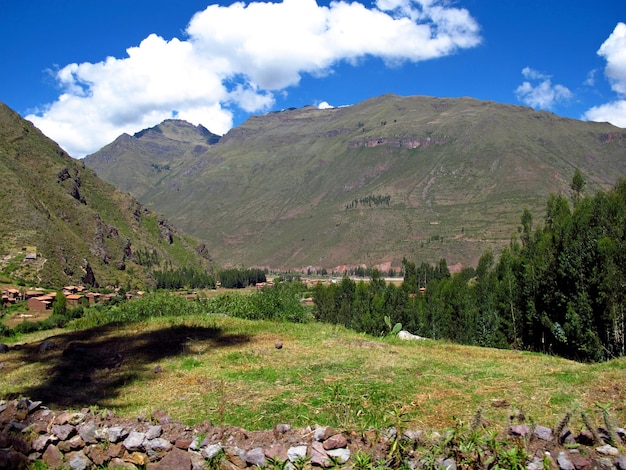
84,94 -> 626,271
0,102 -> 214,288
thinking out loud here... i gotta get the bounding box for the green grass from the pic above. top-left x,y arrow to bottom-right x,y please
1,314 -> 625,435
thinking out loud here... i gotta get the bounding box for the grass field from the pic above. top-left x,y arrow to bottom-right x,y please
1,314 -> 625,435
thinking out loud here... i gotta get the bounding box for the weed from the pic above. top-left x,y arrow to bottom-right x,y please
495,442 -> 529,470
581,410 -> 603,445
596,401 -> 620,446
554,411 -> 572,444
351,450 -> 373,469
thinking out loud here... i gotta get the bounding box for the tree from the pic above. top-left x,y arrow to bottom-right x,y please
570,168 -> 586,205
53,291 -> 67,317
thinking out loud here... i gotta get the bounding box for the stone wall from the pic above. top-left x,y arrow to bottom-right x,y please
1,398 -> 625,469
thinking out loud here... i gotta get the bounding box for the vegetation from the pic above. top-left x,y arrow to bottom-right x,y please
311,177 -> 626,362
218,268 -> 266,289
1,299 -> 625,436
152,266 -> 216,289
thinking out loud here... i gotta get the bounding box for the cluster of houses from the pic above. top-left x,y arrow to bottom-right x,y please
1,286 -> 144,312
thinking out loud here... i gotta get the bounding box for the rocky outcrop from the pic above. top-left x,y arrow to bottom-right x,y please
1,398 -> 625,469
347,136 -> 446,149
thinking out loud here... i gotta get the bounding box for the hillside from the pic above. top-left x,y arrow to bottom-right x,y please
0,103 -> 214,288
84,94 -> 626,271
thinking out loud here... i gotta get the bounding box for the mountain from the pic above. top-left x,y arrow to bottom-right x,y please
84,94 -> 626,272
83,119 -> 220,198
0,103 -> 214,288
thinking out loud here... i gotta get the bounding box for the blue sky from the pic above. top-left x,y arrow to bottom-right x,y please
2,0 -> 625,157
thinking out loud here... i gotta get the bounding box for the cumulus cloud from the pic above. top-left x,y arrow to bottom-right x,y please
514,67 -> 572,110
583,22 -> 626,127
317,101 -> 334,109
26,0 -> 481,157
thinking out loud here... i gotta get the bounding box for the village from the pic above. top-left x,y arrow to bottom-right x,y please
0,286 -> 145,328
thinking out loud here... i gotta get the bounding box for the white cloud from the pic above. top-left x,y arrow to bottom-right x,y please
584,100 -> 626,127
582,22 -> 626,128
26,0 -> 481,157
514,67 -> 572,110
317,101 -> 334,109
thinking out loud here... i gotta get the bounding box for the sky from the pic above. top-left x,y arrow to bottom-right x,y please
1,0 -> 625,158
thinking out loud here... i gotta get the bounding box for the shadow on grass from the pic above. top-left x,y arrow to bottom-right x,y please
6,323 -> 250,409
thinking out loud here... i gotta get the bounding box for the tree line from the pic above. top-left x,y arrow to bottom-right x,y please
218,268 -> 266,288
313,174 -> 626,362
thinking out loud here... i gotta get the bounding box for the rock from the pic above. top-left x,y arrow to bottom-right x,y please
108,426 -> 127,443
124,451 -> 148,466
327,448 -> 351,464
38,340 -> 57,353
442,457 -> 457,470
314,426 -> 336,441
42,444 -> 64,469
595,444 -> 619,456
616,455 -> 626,470
533,425 -> 552,441
107,443 -> 124,459
509,424 -> 531,437
78,421 -> 98,444
50,424 -> 76,441
569,454 -> 592,470
202,444 -> 223,460
245,447 -> 267,467
0,449 -> 28,469
85,444 -> 110,466
0,344 -> 9,353
595,457 -> 616,470
265,443 -> 288,462
123,431 -> 146,451
58,434 -> 84,453
15,398 -> 30,420
287,445 -> 307,462
175,437 -> 193,449
145,425 -> 162,440
577,429 -> 595,445
68,412 -> 86,426
145,438 -> 173,460
108,457 -> 138,469
275,340 -> 283,349
274,423 -> 291,434
189,450 -> 208,470
32,434 -> 52,452
323,433 -> 348,450
151,410 -> 171,424
155,447 -> 192,469
310,441 -> 331,467
224,446 -> 247,468
556,451 -> 575,470
67,450 -> 92,470
403,429 -> 423,442
397,330 -> 425,340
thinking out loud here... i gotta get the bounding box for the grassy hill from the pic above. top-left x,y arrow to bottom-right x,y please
84,94 -> 626,271
1,311 -> 624,433
0,103 -> 214,288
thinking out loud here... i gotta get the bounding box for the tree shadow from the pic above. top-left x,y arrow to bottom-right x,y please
5,323 -> 250,409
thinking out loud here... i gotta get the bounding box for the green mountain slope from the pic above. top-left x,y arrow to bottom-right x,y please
0,103 -> 214,288
84,94 -> 626,271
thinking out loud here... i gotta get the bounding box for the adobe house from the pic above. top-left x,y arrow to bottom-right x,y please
85,292 -> 102,305
27,295 -> 53,312
66,294 -> 84,306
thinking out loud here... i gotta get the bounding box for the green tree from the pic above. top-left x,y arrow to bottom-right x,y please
52,291 -> 67,317
570,168 -> 586,205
